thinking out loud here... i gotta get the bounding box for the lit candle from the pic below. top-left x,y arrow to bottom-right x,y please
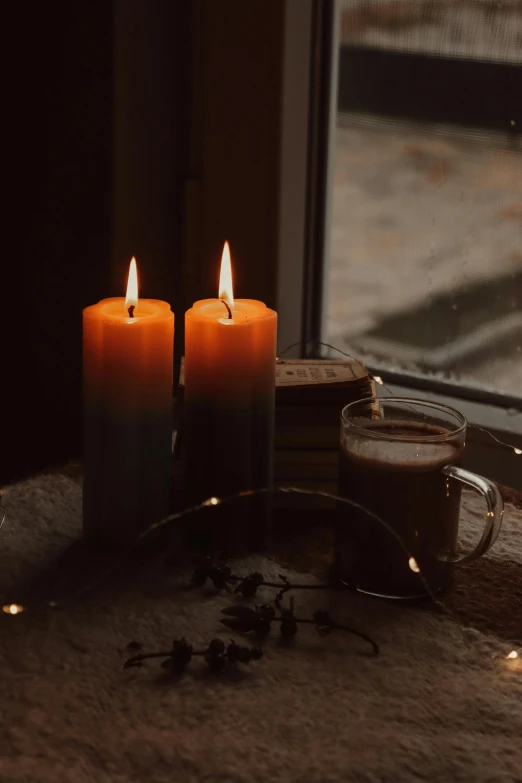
184,242 -> 277,552
83,258 -> 174,547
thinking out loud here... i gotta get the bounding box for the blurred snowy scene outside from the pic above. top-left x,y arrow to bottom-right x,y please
326,1 -> 522,397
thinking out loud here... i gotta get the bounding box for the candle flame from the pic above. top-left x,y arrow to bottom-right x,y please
125,257 -> 138,310
218,242 -> 234,308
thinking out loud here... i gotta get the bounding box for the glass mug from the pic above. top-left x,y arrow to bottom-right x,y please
334,397 -> 504,599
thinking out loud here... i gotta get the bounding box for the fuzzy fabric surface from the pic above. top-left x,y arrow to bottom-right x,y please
1,473 -> 521,783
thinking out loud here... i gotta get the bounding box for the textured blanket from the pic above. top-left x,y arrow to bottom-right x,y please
1,473 -> 521,783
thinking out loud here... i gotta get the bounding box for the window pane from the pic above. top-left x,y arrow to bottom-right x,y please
326,1 -> 522,400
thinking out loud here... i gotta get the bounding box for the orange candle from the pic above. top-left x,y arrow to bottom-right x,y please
184,242 -> 277,551
83,258 -> 174,547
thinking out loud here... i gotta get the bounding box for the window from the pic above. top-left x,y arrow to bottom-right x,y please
323,1 -> 522,395
317,0 -> 522,485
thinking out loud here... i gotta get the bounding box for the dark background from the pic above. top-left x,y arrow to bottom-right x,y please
3,1 -> 191,484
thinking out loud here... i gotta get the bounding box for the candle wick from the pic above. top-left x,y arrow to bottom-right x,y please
128,305 -> 135,319
221,299 -> 232,319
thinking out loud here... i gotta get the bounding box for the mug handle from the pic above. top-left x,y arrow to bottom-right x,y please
441,465 -> 504,564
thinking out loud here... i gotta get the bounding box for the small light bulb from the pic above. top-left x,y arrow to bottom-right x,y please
408,557 -> 420,573
204,496 -> 220,507
3,603 -> 24,615
507,650 -> 518,660
373,376 -> 383,385
514,448 -> 522,455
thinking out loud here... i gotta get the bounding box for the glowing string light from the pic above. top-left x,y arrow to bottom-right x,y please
2,604 -> 24,615
408,557 -> 420,573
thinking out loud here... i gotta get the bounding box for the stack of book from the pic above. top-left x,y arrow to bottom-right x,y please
274,359 -> 375,508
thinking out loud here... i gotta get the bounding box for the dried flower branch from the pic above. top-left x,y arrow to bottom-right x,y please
123,637 -> 262,675
189,558 -> 379,654
190,558 -> 345,598
220,601 -> 379,655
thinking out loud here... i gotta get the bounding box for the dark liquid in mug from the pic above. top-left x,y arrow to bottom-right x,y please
335,421 -> 464,597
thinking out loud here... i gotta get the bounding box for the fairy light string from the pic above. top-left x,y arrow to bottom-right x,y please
2,485 -> 518,663
2,340 -> 519,663
1,487 -> 435,609
0,485 -> 481,639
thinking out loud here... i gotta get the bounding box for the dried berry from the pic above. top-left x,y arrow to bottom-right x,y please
208,564 -> 232,590
205,651 -> 227,674
226,642 -> 263,664
257,604 -> 276,622
250,604 -> 274,634
207,638 -> 226,655
170,637 -> 193,672
313,609 -> 331,625
253,620 -> 272,635
234,572 -> 264,598
221,564 -> 232,579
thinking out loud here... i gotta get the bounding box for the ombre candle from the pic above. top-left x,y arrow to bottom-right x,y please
184,242 -> 277,552
83,259 -> 174,547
